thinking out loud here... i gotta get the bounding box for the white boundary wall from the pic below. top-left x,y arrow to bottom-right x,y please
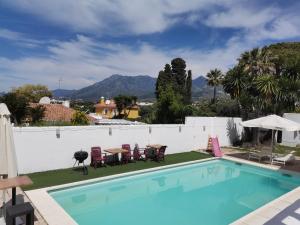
282,113 -> 300,147
13,117 -> 242,174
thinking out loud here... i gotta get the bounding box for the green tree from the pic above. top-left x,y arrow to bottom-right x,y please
207,68 -> 223,103
223,66 -> 247,99
70,100 -> 95,113
29,105 -> 45,124
155,64 -> 173,99
223,42 -> 300,117
0,92 -> 28,124
140,105 -> 156,124
184,70 -> 192,104
12,84 -> 52,103
155,58 -> 193,123
154,86 -> 185,124
71,111 -> 89,125
254,74 -> 279,110
171,58 -> 187,97
113,95 -> 137,118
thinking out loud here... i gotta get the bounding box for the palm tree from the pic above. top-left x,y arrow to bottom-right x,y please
207,69 -> 223,103
239,48 -> 276,77
277,77 -> 300,112
223,66 -> 246,99
254,74 -> 279,112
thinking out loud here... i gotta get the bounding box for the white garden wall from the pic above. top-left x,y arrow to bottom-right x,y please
282,113 -> 300,147
13,117 -> 242,174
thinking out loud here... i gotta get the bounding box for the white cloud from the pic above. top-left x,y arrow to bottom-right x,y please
1,1 -> 300,91
2,0 -> 234,35
0,34 -> 250,91
204,7 -> 279,29
0,28 -> 44,48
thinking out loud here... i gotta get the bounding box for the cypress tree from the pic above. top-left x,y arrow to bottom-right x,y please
155,64 -> 174,99
155,58 -> 193,123
184,70 -> 192,104
171,58 -> 187,97
155,70 -> 165,99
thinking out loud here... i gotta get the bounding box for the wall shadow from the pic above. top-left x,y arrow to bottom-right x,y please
226,118 -> 241,146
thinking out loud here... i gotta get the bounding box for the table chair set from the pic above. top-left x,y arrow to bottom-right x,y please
90,144 -> 167,168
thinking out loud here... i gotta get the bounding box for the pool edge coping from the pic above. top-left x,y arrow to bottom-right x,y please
25,156 -> 300,225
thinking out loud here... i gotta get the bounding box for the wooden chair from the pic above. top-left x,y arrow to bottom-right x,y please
154,146 -> 167,162
90,146 -> 107,168
121,144 -> 132,164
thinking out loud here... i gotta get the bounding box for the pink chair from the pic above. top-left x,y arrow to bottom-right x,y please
90,147 -> 107,168
121,144 -> 132,164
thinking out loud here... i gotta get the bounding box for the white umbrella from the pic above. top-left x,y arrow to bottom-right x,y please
240,114 -> 300,132
0,103 -> 18,177
0,103 -> 18,208
240,114 -> 300,162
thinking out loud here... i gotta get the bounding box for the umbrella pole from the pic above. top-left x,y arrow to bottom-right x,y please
270,129 -> 274,163
12,187 -> 16,205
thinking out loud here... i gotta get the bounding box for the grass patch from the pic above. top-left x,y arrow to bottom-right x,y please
229,145 -> 300,156
275,145 -> 300,156
23,151 -> 210,191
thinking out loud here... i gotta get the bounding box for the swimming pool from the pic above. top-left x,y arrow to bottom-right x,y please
50,159 -> 300,225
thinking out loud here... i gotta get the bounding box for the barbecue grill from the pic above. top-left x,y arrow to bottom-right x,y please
73,150 -> 88,175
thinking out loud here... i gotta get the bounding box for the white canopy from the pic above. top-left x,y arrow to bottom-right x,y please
0,103 -> 18,177
240,114 -> 300,132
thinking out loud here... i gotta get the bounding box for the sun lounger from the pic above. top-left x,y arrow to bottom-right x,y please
271,151 -> 296,166
248,147 -> 272,162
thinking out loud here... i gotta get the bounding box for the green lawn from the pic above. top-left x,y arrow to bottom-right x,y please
23,151 -> 210,191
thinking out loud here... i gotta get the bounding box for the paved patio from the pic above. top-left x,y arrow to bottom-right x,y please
222,147 -> 300,173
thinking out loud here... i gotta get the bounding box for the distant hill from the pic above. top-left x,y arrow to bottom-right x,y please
192,76 -> 208,93
52,89 -> 76,98
71,74 -> 156,101
52,74 -> 219,101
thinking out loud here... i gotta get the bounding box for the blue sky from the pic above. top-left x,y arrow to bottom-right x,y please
0,0 -> 300,91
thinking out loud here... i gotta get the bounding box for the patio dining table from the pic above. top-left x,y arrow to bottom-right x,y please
104,148 -> 128,164
146,144 -> 163,149
104,148 -> 128,154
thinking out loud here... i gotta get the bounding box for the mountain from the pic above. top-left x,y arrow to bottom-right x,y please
192,76 -> 208,93
72,75 -> 156,101
52,89 -> 76,98
52,74 -> 215,101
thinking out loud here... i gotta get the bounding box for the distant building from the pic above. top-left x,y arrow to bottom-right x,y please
94,97 -> 118,119
122,105 -> 140,119
137,102 -> 154,107
94,97 -> 140,119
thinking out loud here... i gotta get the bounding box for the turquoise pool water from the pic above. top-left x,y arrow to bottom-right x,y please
50,159 -> 300,225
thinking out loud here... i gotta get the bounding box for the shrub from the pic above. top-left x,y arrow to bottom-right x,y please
71,111 -> 89,125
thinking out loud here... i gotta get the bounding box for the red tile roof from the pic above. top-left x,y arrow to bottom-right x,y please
30,103 -> 76,122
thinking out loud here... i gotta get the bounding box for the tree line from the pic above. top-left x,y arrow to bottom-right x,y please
143,43 -> 300,124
